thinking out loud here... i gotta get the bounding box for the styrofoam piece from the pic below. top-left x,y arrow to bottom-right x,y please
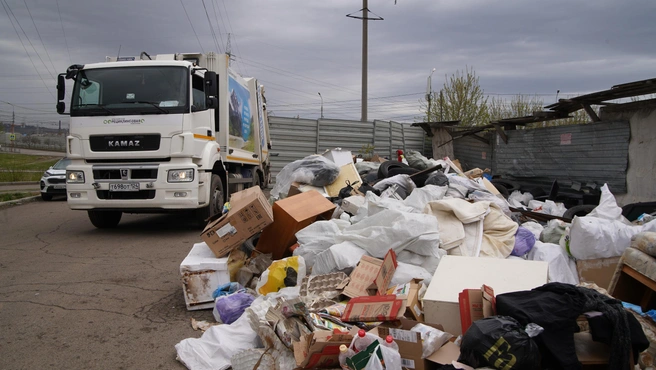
423,255 -> 548,336
180,242 -> 230,310
231,349 -> 275,370
299,272 -> 348,297
322,148 -> 354,167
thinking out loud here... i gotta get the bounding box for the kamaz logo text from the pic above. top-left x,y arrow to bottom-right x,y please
108,140 -> 140,147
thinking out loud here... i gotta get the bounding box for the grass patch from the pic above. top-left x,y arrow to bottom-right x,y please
0,153 -> 62,182
0,192 -> 39,202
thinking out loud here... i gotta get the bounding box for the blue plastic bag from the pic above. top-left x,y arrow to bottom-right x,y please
511,226 -> 536,256
212,282 -> 243,299
213,291 -> 255,324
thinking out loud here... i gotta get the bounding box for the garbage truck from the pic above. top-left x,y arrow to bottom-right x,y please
56,52 -> 271,228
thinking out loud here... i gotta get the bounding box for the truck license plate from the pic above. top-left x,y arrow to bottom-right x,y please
109,183 -> 140,192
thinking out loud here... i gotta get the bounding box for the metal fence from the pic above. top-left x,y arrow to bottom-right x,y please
452,121 -> 631,192
268,116 -> 430,180
0,133 -> 66,153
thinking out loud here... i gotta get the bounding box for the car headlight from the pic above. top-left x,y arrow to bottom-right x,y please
42,171 -> 51,178
66,170 -> 85,183
168,169 -> 194,182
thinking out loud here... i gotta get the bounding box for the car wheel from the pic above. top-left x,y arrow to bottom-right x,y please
41,193 -> 53,201
88,210 -> 122,228
195,174 -> 224,228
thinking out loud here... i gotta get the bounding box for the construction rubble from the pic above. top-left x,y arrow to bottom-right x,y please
175,148 -> 656,370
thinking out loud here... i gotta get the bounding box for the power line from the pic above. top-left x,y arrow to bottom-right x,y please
179,0 -> 204,53
0,0 -> 55,99
201,0 -> 221,54
55,0 -> 72,64
220,1 -> 249,75
23,0 -> 58,75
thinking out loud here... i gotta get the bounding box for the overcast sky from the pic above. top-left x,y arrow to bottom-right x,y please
1,0 -> 654,128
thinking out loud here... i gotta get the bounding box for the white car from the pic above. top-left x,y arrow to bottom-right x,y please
40,158 -> 71,201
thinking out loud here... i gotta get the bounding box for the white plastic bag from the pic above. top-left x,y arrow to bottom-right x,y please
373,174 -> 417,199
527,241 -> 579,285
391,262 -> 433,286
508,190 -> 534,208
255,256 -> 306,295
411,323 -> 454,358
521,221 -> 544,240
541,219 -> 569,244
293,220 -> 349,268
568,217 -> 656,260
270,155 -> 340,199
587,184 -> 632,225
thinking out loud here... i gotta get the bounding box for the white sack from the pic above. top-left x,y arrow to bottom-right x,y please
312,241 -> 368,275
175,314 -> 259,370
397,249 -> 446,274
509,190 -> 534,207
587,184 -> 632,225
568,217 -> 656,260
403,185 -> 448,212
293,219 -> 350,268
351,192 -> 415,224
527,241 -> 579,285
391,262 -> 433,286
373,174 -> 417,196
337,209 -> 441,258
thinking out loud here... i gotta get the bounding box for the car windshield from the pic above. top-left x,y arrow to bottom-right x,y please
70,66 -> 188,117
52,158 -> 71,170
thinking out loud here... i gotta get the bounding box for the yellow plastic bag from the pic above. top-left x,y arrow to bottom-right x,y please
255,256 -> 306,295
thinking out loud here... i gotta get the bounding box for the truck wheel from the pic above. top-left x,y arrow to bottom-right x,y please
196,174 -> 224,227
252,170 -> 262,189
41,193 -> 53,201
88,210 -> 122,228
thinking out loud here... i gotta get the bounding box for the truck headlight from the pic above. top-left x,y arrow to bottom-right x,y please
66,170 -> 85,183
168,169 -> 194,182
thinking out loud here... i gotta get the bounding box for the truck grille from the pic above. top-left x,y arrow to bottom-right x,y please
92,168 -> 158,180
96,190 -> 156,200
89,134 -> 160,152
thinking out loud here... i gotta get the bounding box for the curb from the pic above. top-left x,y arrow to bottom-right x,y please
0,195 -> 40,209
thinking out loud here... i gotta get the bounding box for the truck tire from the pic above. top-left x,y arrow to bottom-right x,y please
88,210 -> 122,228
491,179 -> 519,193
563,204 -> 596,220
195,174 -> 224,228
377,161 -> 409,179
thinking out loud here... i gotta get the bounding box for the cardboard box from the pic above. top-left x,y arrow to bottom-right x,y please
576,256 -> 621,290
200,186 -> 273,258
256,190 -> 336,260
292,330 -> 354,369
342,250 -> 398,298
459,285 -> 495,334
287,181 -> 328,198
388,279 -> 424,321
342,294 -> 407,322
180,242 -> 230,310
423,256 -> 548,336
373,318 -> 460,370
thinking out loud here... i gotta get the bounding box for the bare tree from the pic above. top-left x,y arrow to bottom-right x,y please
425,66 -> 489,127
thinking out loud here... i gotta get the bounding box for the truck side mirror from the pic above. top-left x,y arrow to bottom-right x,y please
57,74 -> 66,101
204,71 -> 218,97
206,97 -> 218,109
57,102 -> 66,114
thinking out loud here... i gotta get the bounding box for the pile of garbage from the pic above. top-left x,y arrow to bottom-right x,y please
175,148 -> 656,370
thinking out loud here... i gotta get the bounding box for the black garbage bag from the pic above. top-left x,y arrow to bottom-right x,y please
425,171 -> 449,187
458,316 -> 541,370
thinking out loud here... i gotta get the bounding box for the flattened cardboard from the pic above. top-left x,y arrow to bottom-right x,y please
324,163 -> 363,198
293,330 -> 354,369
256,190 -> 335,260
576,256 -> 621,291
342,250 -> 397,298
388,279 -> 424,321
341,294 -> 407,322
200,186 -> 273,258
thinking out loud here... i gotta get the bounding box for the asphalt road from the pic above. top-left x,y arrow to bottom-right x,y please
0,199 -> 215,369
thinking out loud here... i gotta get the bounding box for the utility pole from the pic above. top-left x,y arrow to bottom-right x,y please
426,68 -> 435,122
361,0 -> 368,122
318,92 -> 324,119
347,2 -> 383,123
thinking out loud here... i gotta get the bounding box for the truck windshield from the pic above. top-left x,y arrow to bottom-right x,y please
70,66 -> 188,117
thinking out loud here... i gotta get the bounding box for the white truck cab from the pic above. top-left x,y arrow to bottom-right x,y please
57,52 -> 271,228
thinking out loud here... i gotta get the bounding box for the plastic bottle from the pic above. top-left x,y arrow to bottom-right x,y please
353,329 -> 375,352
338,344 -> 355,369
382,335 -> 399,351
